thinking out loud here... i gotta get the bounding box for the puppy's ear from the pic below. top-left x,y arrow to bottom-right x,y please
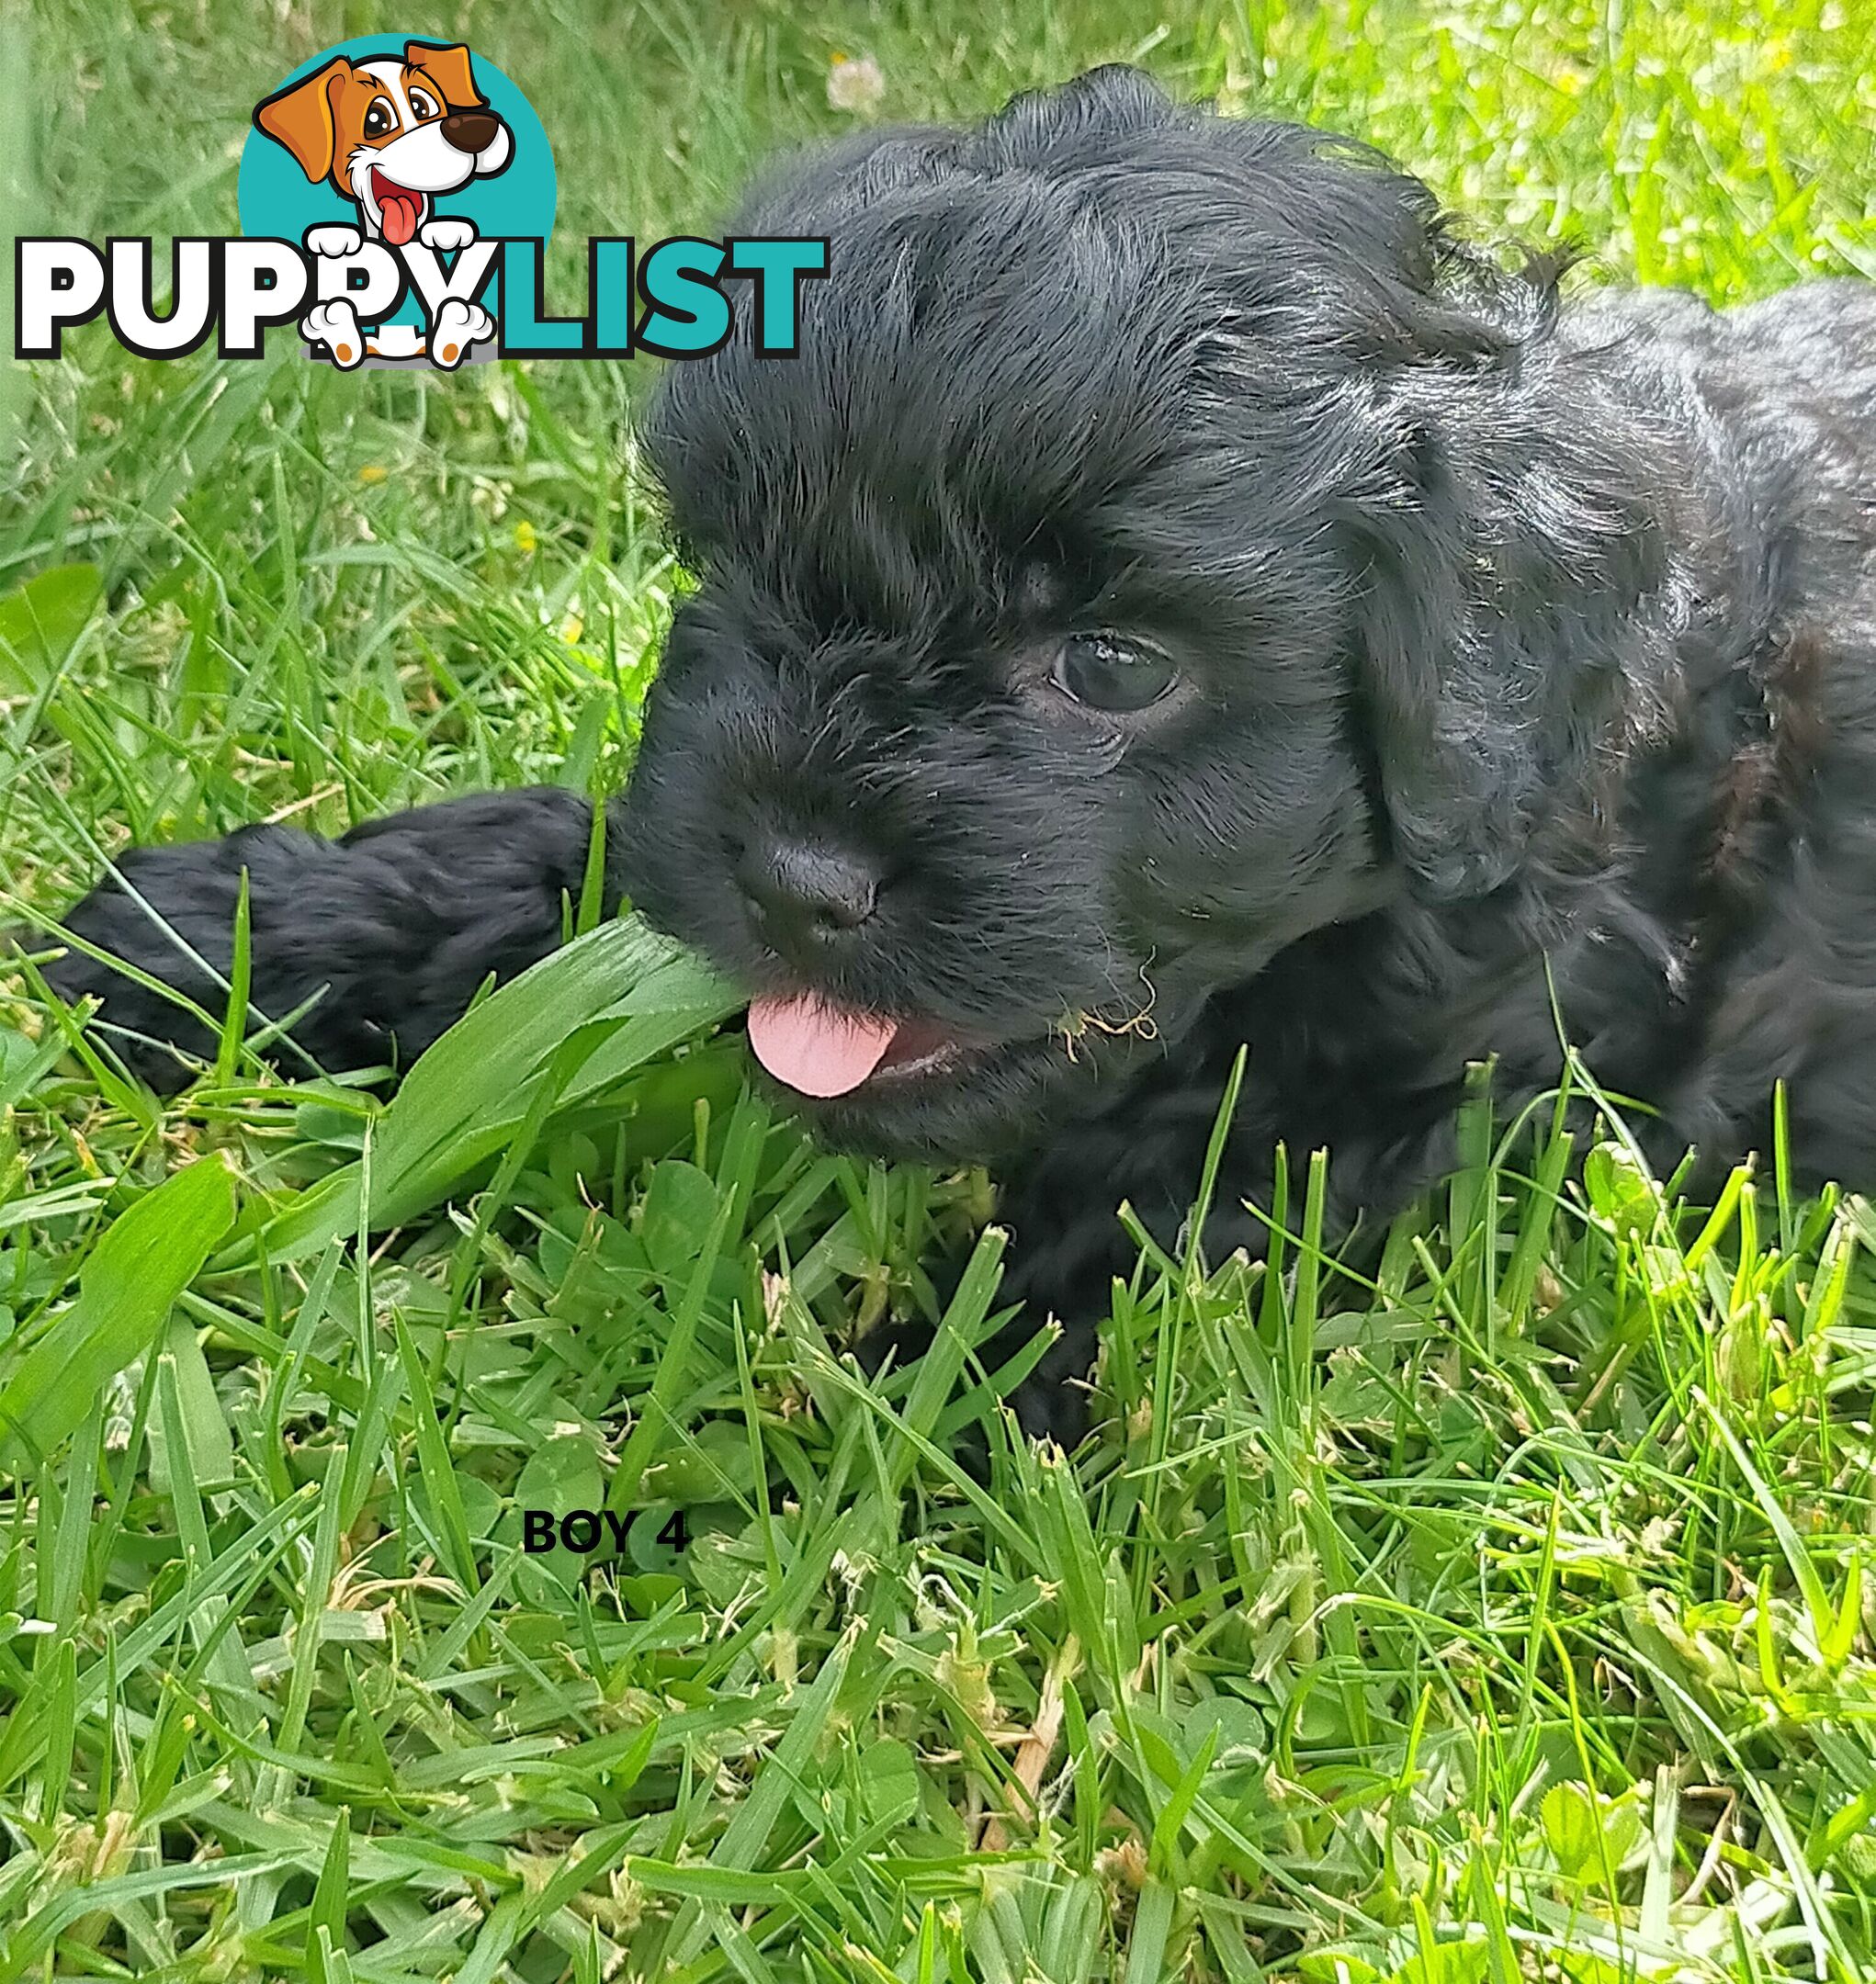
1142,115 -> 1676,899
404,40 -> 485,110
254,59 -> 349,185
1346,344 -> 1677,900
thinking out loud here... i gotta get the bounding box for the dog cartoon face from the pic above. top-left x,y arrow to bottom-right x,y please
254,41 -> 513,244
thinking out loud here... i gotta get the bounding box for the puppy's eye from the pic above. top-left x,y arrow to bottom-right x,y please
363,99 -> 395,137
1052,634 -> 1177,713
408,87 -> 439,119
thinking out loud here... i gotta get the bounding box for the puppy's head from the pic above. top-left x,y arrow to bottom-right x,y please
254,41 -> 513,244
621,66 -> 1680,1161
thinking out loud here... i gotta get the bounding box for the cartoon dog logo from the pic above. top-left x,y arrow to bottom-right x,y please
253,40 -> 510,366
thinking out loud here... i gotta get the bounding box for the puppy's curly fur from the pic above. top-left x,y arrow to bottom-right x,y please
34,69 -> 1876,1439
36,790 -> 626,1087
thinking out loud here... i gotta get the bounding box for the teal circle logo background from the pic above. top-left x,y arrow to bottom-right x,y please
237,38 -> 555,333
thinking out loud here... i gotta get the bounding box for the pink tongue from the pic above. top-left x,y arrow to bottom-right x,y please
746,995 -> 898,1098
379,189 -> 421,246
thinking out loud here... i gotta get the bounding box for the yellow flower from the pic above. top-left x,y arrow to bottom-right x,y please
514,519 -> 538,553
357,464 -> 388,485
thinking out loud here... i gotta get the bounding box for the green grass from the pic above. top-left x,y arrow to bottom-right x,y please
4,0 -> 1876,1977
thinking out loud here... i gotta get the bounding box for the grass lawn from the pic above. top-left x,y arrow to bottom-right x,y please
5,0 -> 1876,1977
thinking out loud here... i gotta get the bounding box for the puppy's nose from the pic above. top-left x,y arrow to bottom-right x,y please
738,840 -> 879,951
439,109 -> 501,153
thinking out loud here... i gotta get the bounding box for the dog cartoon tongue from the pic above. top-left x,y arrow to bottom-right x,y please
374,177 -> 424,247
746,995 -> 898,1098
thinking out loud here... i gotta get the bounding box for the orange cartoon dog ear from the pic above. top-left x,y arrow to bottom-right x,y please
403,40 -> 484,110
254,57 -> 351,184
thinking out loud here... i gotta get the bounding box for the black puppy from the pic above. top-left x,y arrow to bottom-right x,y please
35,70 -> 1876,1440
623,69 -> 1876,1422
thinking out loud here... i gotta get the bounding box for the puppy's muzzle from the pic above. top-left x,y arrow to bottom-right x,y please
440,110 -> 502,154
737,838 -> 881,961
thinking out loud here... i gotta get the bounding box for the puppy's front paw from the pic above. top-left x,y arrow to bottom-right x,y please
300,299 -> 364,369
417,217 -> 477,254
305,224 -> 365,259
429,298 -> 494,369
